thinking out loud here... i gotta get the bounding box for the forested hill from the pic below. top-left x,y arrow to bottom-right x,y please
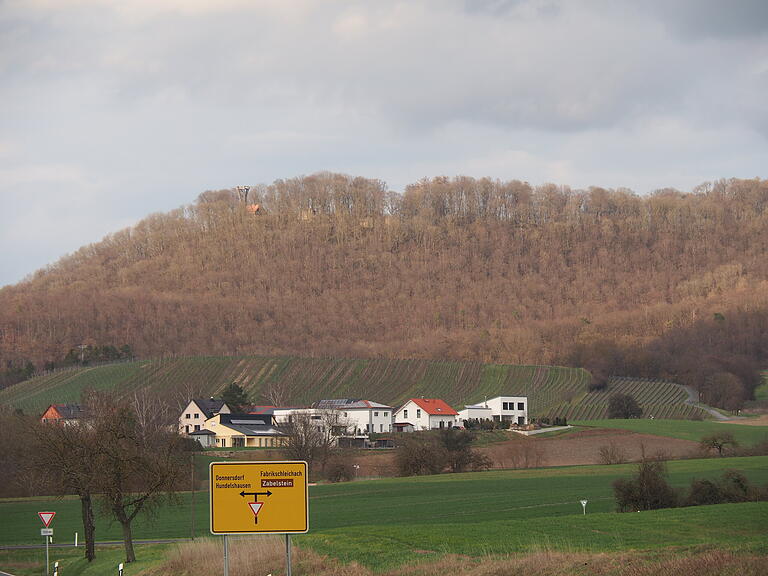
1,174 -> 767,407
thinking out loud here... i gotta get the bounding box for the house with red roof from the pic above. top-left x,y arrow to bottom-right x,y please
393,398 -> 459,431
40,403 -> 87,426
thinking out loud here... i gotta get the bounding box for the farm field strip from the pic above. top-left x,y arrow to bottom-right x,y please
574,419 -> 768,445
1,457 -> 767,572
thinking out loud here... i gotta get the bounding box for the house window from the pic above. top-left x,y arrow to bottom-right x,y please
380,424 -> 383,432
185,425 -> 190,433
416,409 -> 421,418
194,413 -> 199,419
311,415 -> 321,420
185,413 -> 191,419
518,402 -> 525,410
344,412 -> 348,417
403,410 -> 408,418
384,412 -> 388,417
194,425 -> 200,431
374,411 -> 379,417
233,437 -> 245,447
502,402 -> 508,410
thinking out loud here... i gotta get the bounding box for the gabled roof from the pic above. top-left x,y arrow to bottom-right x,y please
192,398 -> 229,418
44,404 -> 87,420
314,399 -> 392,410
406,398 -> 458,416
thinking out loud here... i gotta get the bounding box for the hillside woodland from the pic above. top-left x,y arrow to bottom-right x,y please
1,174 -> 767,408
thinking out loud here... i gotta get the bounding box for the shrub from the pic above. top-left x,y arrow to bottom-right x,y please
395,430 -> 491,476
700,432 -> 738,457
685,469 -> 767,506
395,435 -> 447,476
608,393 -> 643,419
324,456 -> 355,483
598,441 -> 627,465
613,456 -> 678,512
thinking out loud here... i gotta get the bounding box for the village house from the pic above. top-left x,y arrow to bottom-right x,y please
458,396 -> 528,426
196,412 -> 283,448
178,397 -> 231,435
314,399 -> 394,435
40,403 -> 87,425
393,398 -> 459,431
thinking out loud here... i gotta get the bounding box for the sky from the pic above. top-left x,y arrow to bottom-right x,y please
1,0 -> 767,287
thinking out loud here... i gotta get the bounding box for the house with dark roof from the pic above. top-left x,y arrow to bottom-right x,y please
201,412 -> 283,448
40,403 -> 87,425
179,398 -> 231,435
393,398 -> 459,431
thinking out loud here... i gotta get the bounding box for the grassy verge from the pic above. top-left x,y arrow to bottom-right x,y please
573,419 -> 768,446
0,544 -> 168,576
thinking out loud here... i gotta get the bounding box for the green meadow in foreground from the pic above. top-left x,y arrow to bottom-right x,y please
1,456 -> 767,572
574,418 -> 768,446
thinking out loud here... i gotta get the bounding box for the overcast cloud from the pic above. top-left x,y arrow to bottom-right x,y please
1,0 -> 767,286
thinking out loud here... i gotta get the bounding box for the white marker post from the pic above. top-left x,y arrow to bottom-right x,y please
580,499 -> 588,515
53,561 -> 59,576
74,532 -> 78,547
118,562 -> 124,576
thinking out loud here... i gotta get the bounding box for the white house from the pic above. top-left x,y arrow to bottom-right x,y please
458,396 -> 528,426
393,398 -> 459,431
314,399 -> 393,434
179,398 -> 231,435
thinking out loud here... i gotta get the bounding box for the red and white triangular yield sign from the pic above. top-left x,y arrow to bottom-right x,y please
38,512 -> 56,527
248,502 -> 263,517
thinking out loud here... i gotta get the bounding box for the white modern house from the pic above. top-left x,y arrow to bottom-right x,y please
179,398 -> 231,435
393,398 -> 459,431
458,395 -> 528,426
315,399 -> 393,434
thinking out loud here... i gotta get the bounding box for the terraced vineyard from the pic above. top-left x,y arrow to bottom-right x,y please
0,357 -> 705,420
543,376 -> 707,420
0,356 -> 591,416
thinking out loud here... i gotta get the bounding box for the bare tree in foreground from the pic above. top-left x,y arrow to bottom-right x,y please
90,392 -> 187,563
27,419 -> 101,561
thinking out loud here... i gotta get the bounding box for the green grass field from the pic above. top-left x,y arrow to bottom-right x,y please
574,419 -> 768,446
2,456 -> 767,572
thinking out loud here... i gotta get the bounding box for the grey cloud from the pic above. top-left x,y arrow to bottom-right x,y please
640,0 -> 768,39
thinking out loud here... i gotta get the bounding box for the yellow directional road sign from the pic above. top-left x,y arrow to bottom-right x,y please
209,461 -> 309,534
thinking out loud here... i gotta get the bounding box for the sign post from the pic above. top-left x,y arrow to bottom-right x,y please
210,461 -> 308,576
38,512 -> 56,576
580,499 -> 588,515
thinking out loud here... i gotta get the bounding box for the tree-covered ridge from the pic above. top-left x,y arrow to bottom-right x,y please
1,174 -> 766,407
